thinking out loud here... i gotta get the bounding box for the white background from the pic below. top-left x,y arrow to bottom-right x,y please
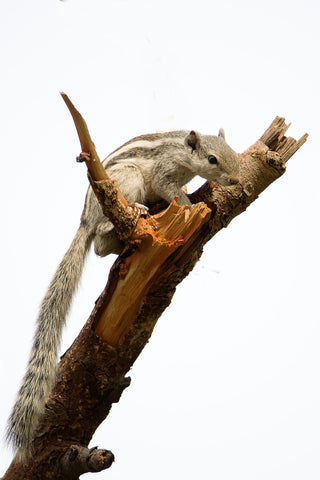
0,1 -> 319,478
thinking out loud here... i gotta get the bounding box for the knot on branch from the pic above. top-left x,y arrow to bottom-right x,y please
60,445 -> 114,479
105,376 -> 131,403
265,151 -> 286,174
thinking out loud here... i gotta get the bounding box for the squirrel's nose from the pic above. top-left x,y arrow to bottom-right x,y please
228,176 -> 239,185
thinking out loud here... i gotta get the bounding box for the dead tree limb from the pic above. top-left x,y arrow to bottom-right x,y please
2,105 -> 307,479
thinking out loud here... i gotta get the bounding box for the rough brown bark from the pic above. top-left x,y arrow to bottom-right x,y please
2,113 -> 307,479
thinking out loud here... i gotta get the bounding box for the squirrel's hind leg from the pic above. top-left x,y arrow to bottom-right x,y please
94,222 -> 123,256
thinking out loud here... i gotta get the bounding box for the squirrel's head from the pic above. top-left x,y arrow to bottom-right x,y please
185,129 -> 239,186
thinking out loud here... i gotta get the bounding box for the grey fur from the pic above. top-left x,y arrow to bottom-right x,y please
7,129 -> 239,460
6,224 -> 94,460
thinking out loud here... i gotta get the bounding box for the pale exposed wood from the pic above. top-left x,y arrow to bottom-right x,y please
60,92 -> 107,181
277,133 -> 308,162
259,116 -> 290,149
259,116 -> 308,162
95,200 -> 211,345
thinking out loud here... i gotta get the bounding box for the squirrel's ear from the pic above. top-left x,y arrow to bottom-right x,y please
218,128 -> 226,140
186,130 -> 201,150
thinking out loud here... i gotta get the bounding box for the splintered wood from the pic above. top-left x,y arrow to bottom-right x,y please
260,116 -> 308,162
61,92 -> 212,347
95,200 -> 211,345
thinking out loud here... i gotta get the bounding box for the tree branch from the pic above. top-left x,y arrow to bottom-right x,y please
61,92 -> 141,241
2,108 -> 307,479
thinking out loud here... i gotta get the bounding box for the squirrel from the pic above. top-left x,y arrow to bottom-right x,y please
7,129 -> 239,460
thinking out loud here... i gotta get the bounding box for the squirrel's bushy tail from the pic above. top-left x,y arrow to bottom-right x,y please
6,223 -> 93,460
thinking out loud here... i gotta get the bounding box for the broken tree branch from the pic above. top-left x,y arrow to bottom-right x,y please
61,92 -> 141,241
2,108 -> 307,479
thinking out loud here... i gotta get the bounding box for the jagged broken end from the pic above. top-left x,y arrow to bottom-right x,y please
260,116 -> 308,162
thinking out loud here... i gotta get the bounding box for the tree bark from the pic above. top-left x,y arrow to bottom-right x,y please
2,112 -> 307,479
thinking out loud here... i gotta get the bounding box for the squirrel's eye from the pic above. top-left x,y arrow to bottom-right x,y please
208,155 -> 218,165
